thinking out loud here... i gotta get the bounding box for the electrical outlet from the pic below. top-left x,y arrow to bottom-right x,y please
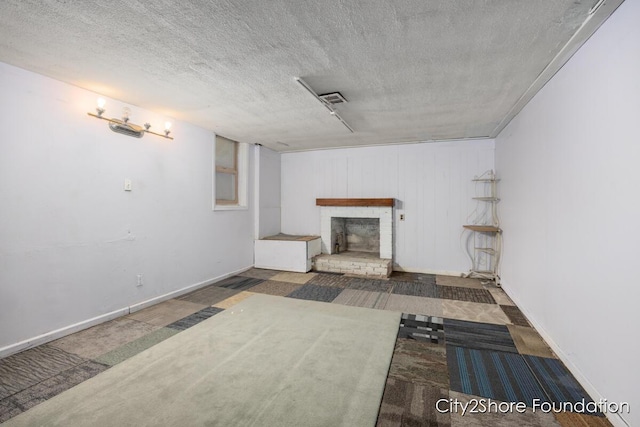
400,214 -> 405,221
124,179 -> 132,191
136,274 -> 143,287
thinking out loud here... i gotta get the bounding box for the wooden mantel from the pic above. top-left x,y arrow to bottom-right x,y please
316,198 -> 395,207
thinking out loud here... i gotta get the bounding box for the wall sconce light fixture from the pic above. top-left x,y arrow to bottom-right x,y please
88,98 -> 174,140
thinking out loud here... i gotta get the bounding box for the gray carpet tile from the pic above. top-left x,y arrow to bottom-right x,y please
391,281 -> 438,298
376,378 -> 451,427
0,398 -> 21,424
238,268 -> 280,280
347,278 -> 393,292
384,294 -> 444,317
286,284 -> 343,303
178,285 -> 239,306
443,318 -> 518,353
94,328 -> 180,366
248,280 -> 303,296
215,276 -> 264,291
387,271 -> 418,282
398,313 -> 444,343
332,289 -> 390,309
308,273 -> 354,288
501,305 -> 530,326
437,285 -> 496,304
388,338 -> 449,389
0,345 -> 86,399
166,307 -> 225,331
48,318 -> 159,360
8,361 -> 108,417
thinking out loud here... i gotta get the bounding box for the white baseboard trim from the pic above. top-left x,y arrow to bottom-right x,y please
500,280 -> 630,427
393,265 -> 465,277
0,265 -> 253,359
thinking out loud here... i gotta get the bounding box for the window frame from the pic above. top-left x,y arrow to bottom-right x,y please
215,138 -> 238,205
213,135 -> 248,211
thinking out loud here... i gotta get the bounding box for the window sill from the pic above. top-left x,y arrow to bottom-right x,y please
214,204 -> 248,211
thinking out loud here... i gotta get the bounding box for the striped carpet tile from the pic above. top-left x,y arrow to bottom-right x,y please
215,276 -> 264,291
347,278 -> 393,293
443,318 -> 518,353
166,307 -> 224,331
391,281 -> 438,298
447,345 -> 548,407
524,356 -> 601,415
286,284 -> 343,302
398,313 -> 444,343
437,285 -> 496,304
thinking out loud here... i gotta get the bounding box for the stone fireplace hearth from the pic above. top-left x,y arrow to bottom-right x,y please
314,198 -> 394,278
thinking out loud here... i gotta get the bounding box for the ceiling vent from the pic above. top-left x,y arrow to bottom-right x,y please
319,92 -> 348,105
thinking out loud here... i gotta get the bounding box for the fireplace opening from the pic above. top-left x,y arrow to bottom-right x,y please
331,217 -> 380,256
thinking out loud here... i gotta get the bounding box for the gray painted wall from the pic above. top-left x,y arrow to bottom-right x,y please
0,62 -> 255,351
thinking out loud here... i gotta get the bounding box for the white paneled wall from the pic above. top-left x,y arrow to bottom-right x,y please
281,141 -> 494,273
255,146 -> 281,238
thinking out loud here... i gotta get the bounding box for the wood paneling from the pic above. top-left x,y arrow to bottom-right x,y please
316,198 -> 395,207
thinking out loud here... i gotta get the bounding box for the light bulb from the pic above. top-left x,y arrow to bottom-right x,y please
97,98 -> 106,109
164,121 -> 172,130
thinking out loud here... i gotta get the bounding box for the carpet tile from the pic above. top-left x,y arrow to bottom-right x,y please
166,307 -> 224,331
248,280 -> 303,296
524,356 -> 600,415
447,345 -> 548,407
215,276 -> 264,290
213,291 -> 256,309
501,305 -> 530,326
238,268 -> 280,280
8,361 -> 108,413
443,319 -> 517,353
554,412 -> 614,427
384,295 -> 443,317
388,338 -> 449,388
507,325 -> 555,358
348,278 -> 394,293
437,286 -> 496,304
0,399 -> 21,423
126,299 -> 207,327
398,313 -> 444,343
270,271 -> 317,284
442,300 -> 510,325
436,275 -> 484,289
178,285 -> 239,306
48,318 -> 159,360
286,284 -> 343,302
376,378 -> 451,427
448,391 -> 562,427
332,289 -> 390,309
488,288 -> 515,306
391,281 -> 438,298
0,345 -> 86,399
308,273 -> 354,288
94,328 -> 180,366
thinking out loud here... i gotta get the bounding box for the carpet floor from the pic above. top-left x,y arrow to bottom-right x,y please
0,269 -> 615,427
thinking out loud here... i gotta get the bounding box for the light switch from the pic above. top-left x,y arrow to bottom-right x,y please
124,179 -> 132,191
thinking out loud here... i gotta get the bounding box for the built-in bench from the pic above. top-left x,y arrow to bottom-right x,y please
254,234 -> 321,273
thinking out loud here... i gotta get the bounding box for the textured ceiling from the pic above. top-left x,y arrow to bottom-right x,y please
0,0 -> 617,151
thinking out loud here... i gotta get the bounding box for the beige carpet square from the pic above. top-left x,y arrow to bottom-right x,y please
383,294 -> 443,317
213,291 -> 256,309
488,288 -> 515,305
442,300 -> 510,325
333,289 -> 390,309
435,275 -> 484,289
127,299 -> 207,327
248,280 -> 302,296
507,325 -> 556,358
270,271 -> 317,284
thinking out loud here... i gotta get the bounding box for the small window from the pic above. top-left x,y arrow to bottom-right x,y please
215,136 -> 238,205
214,135 -> 248,210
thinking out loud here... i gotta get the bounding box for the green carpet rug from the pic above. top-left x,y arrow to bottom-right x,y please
4,294 -> 400,427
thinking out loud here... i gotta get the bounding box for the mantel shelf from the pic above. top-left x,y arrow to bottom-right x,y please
472,197 -> 500,201
316,198 -> 395,207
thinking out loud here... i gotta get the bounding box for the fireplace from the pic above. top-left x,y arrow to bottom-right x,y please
317,198 -> 394,260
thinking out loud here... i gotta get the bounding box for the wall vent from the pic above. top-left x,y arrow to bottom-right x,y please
319,92 -> 348,105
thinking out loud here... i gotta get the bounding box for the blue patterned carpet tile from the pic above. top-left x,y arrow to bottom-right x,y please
524,355 -> 602,415
166,307 -> 225,331
286,284 -> 343,303
399,313 -> 444,343
215,276 -> 264,291
443,318 -> 518,353
447,345 -> 548,407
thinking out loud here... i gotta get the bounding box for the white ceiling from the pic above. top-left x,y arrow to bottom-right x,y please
0,0 -> 622,151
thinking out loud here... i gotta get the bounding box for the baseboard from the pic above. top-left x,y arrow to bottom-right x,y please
393,265 -> 465,277
0,265 -> 253,359
500,280 -> 630,427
